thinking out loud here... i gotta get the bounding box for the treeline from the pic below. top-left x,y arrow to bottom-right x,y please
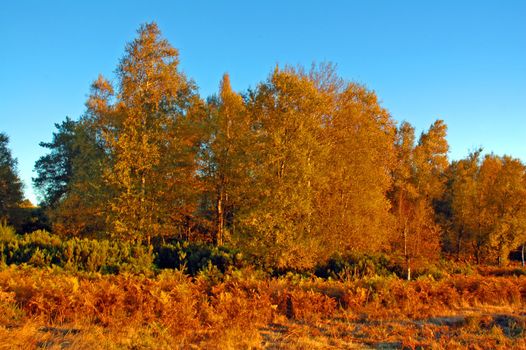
2,23 -> 525,275
0,134 -> 48,233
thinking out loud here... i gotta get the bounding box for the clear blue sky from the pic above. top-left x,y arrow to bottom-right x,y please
1,0 -> 525,203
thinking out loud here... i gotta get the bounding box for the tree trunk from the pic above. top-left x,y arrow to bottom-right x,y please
473,241 -> 480,264
404,225 -> 410,281
399,191 -> 410,281
141,173 -> 148,245
216,190 -> 224,246
406,257 -> 411,281
457,232 -> 462,261
522,244 -> 525,267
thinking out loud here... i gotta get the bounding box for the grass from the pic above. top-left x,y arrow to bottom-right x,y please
0,264 -> 525,349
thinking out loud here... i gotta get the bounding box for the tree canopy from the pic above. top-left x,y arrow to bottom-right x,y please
30,22 -> 526,269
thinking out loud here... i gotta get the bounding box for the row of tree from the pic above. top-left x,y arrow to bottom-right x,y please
2,23 -> 525,272
444,151 -> 526,265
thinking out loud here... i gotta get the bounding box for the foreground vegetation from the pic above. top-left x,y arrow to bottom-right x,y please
0,263 -> 524,349
0,226 -> 524,348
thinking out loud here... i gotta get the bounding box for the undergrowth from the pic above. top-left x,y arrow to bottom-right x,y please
0,265 -> 524,348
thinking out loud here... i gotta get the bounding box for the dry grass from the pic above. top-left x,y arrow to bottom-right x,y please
0,265 -> 525,349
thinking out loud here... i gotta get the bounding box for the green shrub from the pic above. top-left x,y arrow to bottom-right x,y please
155,241 -> 245,275
0,229 -> 247,276
0,230 -> 153,274
314,253 -> 400,280
0,223 -> 16,241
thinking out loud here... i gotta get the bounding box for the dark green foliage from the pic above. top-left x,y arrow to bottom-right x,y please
33,117 -> 79,209
155,241 -> 245,275
0,228 -> 245,276
33,117 -> 86,208
315,253 -> 401,280
8,205 -> 50,233
0,133 -> 23,222
0,229 -> 154,274
314,254 -> 456,281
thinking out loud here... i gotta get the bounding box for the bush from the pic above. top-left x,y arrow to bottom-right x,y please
155,241 -> 245,275
0,230 -> 248,276
314,253 -> 400,280
0,229 -> 154,274
0,223 -> 16,242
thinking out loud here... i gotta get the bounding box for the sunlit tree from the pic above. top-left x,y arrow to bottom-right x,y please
478,155 -> 526,264
445,150 -> 482,259
85,23 -> 204,243
201,74 -> 251,245
390,120 -> 448,279
318,81 -> 397,254
236,66 -> 332,268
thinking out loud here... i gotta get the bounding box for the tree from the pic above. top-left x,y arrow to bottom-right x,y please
317,81 -> 397,254
201,74 -> 250,245
479,155 -> 526,264
238,66 -> 332,269
33,117 -> 78,208
33,114 -> 110,237
234,64 -> 398,268
0,133 -> 23,222
390,120 -> 449,279
390,122 -> 418,278
56,118 -> 111,237
443,152 -> 526,265
445,150 -> 482,260
87,23 -> 204,243
413,120 -> 449,201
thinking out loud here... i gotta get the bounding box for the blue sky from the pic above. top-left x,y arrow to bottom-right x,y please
1,0 -> 525,203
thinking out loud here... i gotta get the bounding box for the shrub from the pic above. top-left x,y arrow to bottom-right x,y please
0,223 -> 16,241
0,230 -> 250,276
0,230 -> 154,274
314,253 -> 399,280
155,241 -> 245,275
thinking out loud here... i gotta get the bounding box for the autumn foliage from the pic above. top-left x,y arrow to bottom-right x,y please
1,22 -> 526,347
0,265 -> 524,348
0,23 -> 510,272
